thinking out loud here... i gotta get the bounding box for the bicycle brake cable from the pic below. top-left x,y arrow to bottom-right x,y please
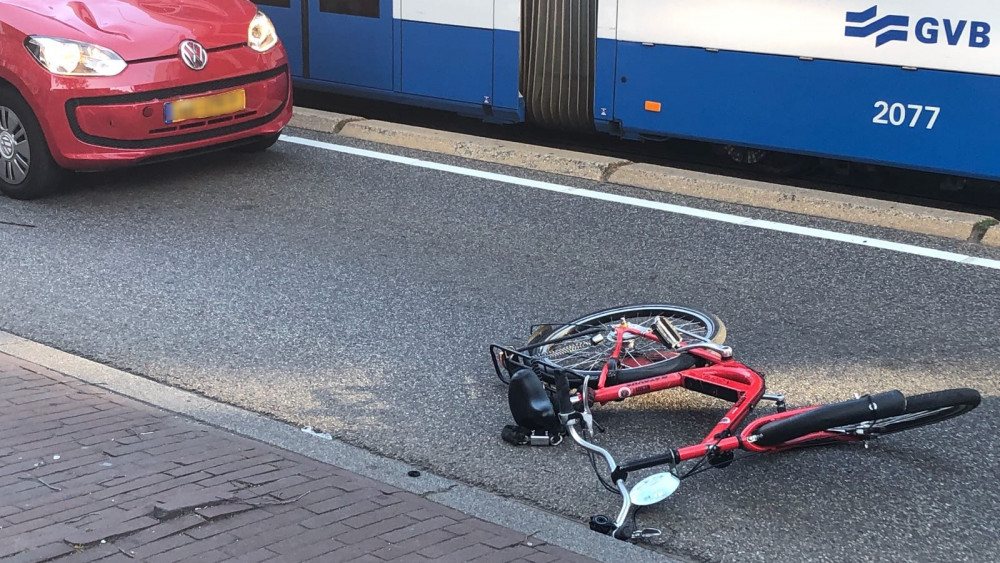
588,451 -> 621,494
679,456 -> 709,480
631,505 -> 644,535
682,448 -> 767,480
580,375 -> 619,494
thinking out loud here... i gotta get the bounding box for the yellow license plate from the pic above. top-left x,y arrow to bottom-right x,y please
164,89 -> 246,124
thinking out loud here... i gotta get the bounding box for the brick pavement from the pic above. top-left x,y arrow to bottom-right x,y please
0,352 -> 598,563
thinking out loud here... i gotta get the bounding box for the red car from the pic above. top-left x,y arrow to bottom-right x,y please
0,0 -> 292,199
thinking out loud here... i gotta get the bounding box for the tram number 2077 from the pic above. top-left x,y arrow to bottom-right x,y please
873,101 -> 941,130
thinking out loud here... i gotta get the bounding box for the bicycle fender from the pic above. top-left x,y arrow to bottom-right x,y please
754,390 -> 906,447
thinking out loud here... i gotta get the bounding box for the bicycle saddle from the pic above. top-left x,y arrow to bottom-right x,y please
508,368 -> 560,432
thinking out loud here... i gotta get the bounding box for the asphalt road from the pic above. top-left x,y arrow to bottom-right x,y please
1,130 -> 998,563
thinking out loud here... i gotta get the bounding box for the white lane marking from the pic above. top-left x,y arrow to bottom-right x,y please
280,134 -> 1000,271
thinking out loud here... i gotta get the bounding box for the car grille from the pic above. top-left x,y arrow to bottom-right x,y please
148,110 -> 259,134
65,65 -> 288,149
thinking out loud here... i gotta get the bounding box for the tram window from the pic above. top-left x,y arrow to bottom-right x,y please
253,0 -> 291,7
319,0 -> 380,18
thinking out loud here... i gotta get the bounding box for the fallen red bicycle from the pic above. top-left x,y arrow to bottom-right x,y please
491,304 -> 981,540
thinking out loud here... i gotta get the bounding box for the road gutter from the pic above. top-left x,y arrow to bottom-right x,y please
290,107 -> 996,245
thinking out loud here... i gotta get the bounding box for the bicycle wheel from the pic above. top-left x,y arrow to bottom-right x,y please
527,304 -> 726,382
758,388 -> 981,449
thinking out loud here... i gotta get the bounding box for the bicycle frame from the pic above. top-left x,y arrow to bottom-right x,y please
493,323 -> 863,465
495,313 -> 980,540
495,323 -> 868,540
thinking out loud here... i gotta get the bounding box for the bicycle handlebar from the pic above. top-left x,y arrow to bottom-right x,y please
613,451 -> 680,481
544,352 -> 687,540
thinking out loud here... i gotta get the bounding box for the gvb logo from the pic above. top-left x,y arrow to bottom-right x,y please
845,5 -> 990,48
845,6 -> 908,46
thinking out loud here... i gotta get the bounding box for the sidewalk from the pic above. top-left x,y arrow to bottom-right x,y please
0,352 -> 600,563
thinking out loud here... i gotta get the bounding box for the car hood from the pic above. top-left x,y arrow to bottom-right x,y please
4,0 -> 258,61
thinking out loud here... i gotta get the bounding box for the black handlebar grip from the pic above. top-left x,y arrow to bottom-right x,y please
618,450 -> 680,475
554,370 -> 574,416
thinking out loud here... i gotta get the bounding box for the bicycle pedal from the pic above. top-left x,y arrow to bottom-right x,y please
653,316 -> 682,349
501,425 -> 562,446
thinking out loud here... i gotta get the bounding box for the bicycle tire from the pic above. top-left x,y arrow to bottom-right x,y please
757,388 -> 981,448
527,304 -> 727,383
840,388 -> 980,437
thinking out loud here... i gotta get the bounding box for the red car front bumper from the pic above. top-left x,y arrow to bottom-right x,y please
26,44 -> 292,171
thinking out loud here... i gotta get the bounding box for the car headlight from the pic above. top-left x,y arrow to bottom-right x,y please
24,36 -> 127,76
248,11 -> 278,52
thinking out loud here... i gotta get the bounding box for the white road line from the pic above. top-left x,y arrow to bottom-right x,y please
280,135 -> 1000,271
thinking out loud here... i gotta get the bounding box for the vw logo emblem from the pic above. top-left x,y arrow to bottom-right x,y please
0,132 -> 14,159
179,40 -> 208,70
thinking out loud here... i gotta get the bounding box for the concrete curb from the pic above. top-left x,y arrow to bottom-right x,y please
0,332 -> 674,563
339,119 -> 630,182
290,107 -> 996,244
288,107 -> 365,134
983,224 -> 1000,247
607,163 -> 990,242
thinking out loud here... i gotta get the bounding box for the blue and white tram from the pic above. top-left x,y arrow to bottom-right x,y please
254,0 -> 1000,181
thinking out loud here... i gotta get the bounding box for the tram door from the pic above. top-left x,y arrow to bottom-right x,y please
307,0 -> 394,89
